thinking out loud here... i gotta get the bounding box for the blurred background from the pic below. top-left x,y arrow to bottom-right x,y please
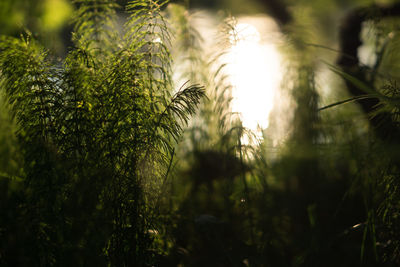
2,0 -> 400,266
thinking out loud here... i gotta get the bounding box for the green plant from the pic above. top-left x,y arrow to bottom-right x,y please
0,0 -> 205,265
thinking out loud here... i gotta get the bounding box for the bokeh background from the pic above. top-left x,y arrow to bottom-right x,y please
1,0 -> 400,266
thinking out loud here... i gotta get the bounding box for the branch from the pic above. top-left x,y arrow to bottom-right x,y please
258,0 -> 292,26
337,3 -> 400,140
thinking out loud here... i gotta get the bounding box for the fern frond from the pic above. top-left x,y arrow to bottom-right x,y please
0,35 -> 58,143
72,0 -> 119,52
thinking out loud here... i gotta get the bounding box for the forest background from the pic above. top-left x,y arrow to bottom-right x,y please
1,0 -> 400,266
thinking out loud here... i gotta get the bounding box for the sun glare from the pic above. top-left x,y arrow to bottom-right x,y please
226,21 -> 282,136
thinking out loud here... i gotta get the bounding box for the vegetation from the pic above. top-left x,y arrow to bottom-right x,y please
1,0 -> 400,266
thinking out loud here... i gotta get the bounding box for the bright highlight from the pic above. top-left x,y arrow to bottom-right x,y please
226,22 -> 282,133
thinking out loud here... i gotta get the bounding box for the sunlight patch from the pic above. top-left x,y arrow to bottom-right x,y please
225,19 -> 283,136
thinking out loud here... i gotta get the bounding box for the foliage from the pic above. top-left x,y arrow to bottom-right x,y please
1,0 -> 400,266
0,0 -> 205,266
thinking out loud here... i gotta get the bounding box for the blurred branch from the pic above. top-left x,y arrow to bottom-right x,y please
259,0 -> 400,140
257,0 -> 292,27
337,3 -> 400,141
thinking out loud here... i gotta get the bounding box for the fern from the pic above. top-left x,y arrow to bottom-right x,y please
0,1 -> 205,265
